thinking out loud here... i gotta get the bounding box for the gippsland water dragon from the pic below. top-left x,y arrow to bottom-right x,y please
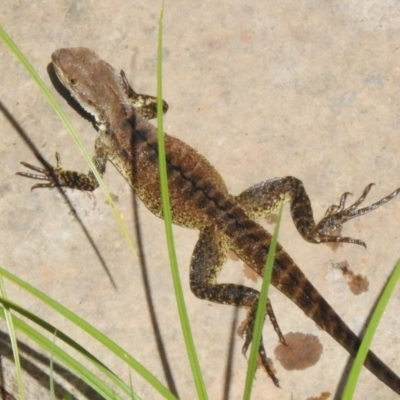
18,48 -> 400,395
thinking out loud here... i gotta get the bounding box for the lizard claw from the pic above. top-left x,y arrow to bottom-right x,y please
314,183 -> 400,247
259,343 -> 280,387
16,153 -> 63,190
241,299 -> 286,387
241,333 -> 280,388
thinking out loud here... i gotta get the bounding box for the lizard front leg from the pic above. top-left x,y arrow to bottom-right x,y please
120,70 -> 169,120
190,227 -> 285,386
17,133 -> 109,191
236,176 -> 400,247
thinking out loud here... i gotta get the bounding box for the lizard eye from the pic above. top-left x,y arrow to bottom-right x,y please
69,77 -> 78,86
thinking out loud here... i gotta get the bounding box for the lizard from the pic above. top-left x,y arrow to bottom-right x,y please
17,47 -> 400,395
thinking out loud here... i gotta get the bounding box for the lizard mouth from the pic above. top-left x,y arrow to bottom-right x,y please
51,60 -> 65,87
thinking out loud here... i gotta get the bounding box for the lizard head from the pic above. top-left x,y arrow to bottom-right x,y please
52,48 -> 128,122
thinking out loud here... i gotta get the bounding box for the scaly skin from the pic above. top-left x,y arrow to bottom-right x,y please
18,48 -> 400,394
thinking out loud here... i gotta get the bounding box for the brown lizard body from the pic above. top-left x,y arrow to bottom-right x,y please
18,48 -> 400,395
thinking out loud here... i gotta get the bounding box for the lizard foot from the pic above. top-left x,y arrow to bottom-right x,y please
314,183 -> 400,247
242,329 -> 280,387
17,153 -> 98,191
241,300 -> 286,387
17,152 -> 65,190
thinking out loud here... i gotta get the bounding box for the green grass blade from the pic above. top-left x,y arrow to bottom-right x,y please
0,296 -> 140,399
243,202 -> 283,400
0,266 -> 176,399
0,25 -> 136,257
0,308 -> 124,400
156,4 -> 208,399
0,278 -> 25,400
49,330 -> 57,400
342,259 -> 400,399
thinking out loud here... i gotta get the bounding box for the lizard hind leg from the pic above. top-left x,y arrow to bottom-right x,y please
235,176 -> 400,247
190,227 -> 285,387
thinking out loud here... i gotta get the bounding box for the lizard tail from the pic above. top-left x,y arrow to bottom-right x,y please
273,249 -> 400,395
318,293 -> 400,395
363,345 -> 400,395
